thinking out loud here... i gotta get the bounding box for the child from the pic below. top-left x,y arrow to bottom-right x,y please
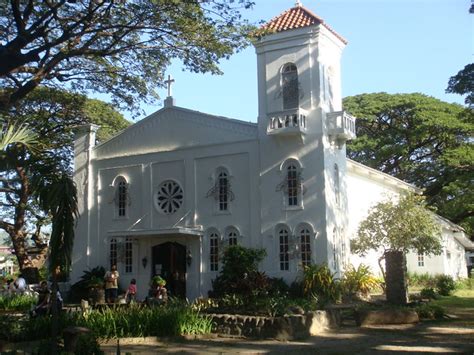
124,278 -> 137,304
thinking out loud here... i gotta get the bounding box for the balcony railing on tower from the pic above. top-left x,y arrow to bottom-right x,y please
327,110 -> 356,142
267,108 -> 307,136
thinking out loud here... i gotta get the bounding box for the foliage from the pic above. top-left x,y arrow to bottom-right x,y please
407,272 -> 437,289
302,264 -> 340,305
341,264 -> 380,297
211,245 -> 267,297
414,303 -> 445,320
352,193 -> 442,256
435,275 -> 457,296
419,288 -> 438,300
446,63 -> 474,108
0,302 -> 212,342
151,275 -> 167,287
343,93 -> 474,235
455,278 -> 474,291
0,124 -> 37,151
0,87 -> 129,274
0,0 -> 255,112
0,294 -> 36,311
69,266 -> 106,302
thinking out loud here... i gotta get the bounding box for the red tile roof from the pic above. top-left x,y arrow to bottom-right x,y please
262,4 -> 347,44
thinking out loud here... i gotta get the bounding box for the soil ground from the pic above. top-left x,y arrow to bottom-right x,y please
101,296 -> 474,355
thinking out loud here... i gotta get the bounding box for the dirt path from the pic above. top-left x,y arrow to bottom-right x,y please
101,320 -> 474,354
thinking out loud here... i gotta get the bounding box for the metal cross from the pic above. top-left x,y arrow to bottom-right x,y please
164,74 -> 175,97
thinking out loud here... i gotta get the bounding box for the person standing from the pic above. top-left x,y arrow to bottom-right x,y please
104,265 -> 119,304
14,274 -> 27,294
124,278 -> 137,304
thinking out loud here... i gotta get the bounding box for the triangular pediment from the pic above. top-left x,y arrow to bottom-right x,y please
93,106 -> 257,159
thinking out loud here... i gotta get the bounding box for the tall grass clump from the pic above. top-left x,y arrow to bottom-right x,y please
0,301 -> 211,342
0,294 -> 37,311
341,264 -> 380,299
73,301 -> 212,338
302,264 -> 340,305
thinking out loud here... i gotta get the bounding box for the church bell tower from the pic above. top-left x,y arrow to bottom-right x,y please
255,2 -> 356,278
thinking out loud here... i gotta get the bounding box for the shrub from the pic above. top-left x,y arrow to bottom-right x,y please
407,272 -> 436,289
419,287 -> 437,300
341,264 -> 379,298
0,302 -> 212,342
268,277 -> 290,296
0,294 -> 37,311
435,275 -> 456,296
69,266 -> 106,302
74,333 -> 104,355
302,264 -> 340,305
210,245 -> 267,298
415,303 -> 445,319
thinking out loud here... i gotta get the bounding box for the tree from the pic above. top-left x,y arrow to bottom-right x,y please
343,93 -> 474,235
446,63 -> 474,108
0,87 -> 130,280
0,124 -> 37,151
352,193 -> 441,304
0,0 -> 254,113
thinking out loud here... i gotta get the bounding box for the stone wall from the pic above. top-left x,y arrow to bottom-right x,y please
209,310 -> 339,340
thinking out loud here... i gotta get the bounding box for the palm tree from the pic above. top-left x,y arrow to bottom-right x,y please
0,124 -> 38,150
40,174 -> 78,352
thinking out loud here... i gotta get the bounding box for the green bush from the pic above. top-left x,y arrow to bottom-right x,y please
341,264 -> 379,298
407,272 -> 436,289
210,245 -> 267,298
0,302 -> 212,342
415,303 -> 445,319
0,294 -> 37,311
302,264 -> 340,305
435,275 -> 456,296
455,277 -> 474,290
69,266 -> 106,302
419,287 -> 437,300
73,333 -> 104,355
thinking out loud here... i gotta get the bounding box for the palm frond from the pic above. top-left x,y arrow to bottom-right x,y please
0,124 -> 38,151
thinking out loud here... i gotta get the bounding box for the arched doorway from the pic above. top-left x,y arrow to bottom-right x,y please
151,242 -> 186,298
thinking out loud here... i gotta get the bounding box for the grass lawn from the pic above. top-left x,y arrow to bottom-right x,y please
429,288 -> 474,328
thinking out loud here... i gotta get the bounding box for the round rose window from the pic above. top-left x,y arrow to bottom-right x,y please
156,180 -> 183,214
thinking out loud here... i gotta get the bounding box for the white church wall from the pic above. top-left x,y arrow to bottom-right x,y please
346,163 -> 408,277
406,231 -> 468,280
75,132 -> 260,300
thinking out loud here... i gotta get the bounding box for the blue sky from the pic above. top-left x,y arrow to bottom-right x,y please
127,0 -> 473,122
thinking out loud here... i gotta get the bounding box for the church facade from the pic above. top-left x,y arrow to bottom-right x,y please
71,4 -> 470,300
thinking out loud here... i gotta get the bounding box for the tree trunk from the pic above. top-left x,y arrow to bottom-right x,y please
384,250 -> 408,305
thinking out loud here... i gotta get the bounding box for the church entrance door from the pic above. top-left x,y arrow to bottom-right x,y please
151,242 -> 186,298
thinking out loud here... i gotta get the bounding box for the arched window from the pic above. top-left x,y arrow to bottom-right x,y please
299,227 -> 312,268
287,164 -> 298,207
206,167 -> 234,212
209,231 -> 219,271
278,227 -> 290,271
118,181 -> 127,216
113,176 -> 129,218
282,63 -> 299,109
277,159 -> 303,209
110,238 -> 117,269
334,164 -> 340,207
218,170 -> 229,211
226,227 -> 239,246
332,227 -> 339,271
125,237 -> 133,273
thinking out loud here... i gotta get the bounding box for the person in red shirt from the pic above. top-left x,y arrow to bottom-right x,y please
125,278 -> 137,304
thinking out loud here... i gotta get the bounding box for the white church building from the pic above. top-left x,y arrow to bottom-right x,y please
72,4 -> 472,300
